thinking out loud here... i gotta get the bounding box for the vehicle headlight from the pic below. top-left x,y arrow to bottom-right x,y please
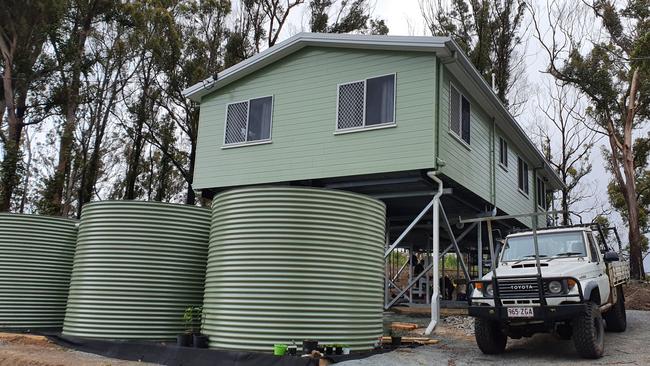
548,280 -> 563,294
485,283 -> 494,297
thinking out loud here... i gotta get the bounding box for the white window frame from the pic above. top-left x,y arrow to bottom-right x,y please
335,73 -> 397,134
517,156 -> 529,197
499,136 -> 508,170
222,95 -> 274,148
448,81 -> 471,147
536,176 -> 547,210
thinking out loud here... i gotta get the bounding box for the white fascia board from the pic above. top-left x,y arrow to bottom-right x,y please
182,32 -> 451,102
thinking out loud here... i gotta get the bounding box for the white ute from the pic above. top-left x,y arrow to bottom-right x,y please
468,225 -> 630,359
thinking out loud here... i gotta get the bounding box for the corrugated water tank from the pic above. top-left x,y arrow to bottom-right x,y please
0,213 -> 77,330
62,201 -> 210,339
203,187 -> 386,351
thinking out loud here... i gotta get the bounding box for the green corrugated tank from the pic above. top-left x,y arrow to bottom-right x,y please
203,187 -> 386,351
0,213 -> 77,330
62,201 -> 210,339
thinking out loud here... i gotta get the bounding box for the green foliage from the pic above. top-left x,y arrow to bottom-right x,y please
422,0 -> 526,105
443,253 -> 458,269
309,0 -> 389,35
608,134 -> 650,234
389,251 -> 408,267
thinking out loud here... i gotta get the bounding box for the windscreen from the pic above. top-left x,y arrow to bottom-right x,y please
501,231 -> 587,261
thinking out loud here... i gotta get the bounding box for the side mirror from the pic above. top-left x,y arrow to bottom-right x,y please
604,251 -> 619,262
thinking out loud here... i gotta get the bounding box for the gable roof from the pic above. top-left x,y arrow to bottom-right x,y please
183,32 -> 563,191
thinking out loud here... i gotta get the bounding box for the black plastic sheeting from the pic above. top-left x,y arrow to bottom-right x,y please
45,334 -> 390,366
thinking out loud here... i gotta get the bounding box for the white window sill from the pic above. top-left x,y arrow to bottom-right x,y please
334,122 -> 396,135
518,188 -> 529,198
498,162 -> 508,172
221,139 -> 272,149
448,130 -> 471,151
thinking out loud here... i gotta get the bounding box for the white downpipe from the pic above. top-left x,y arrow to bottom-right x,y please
425,171 -> 443,335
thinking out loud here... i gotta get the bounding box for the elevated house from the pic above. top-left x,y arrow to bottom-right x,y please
183,33 -> 563,310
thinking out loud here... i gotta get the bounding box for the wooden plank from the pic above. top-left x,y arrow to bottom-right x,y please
381,336 -> 440,345
390,322 -> 418,330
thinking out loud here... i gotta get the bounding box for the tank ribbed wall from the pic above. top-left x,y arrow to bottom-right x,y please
204,187 -> 386,351
0,213 -> 77,330
62,201 -> 210,339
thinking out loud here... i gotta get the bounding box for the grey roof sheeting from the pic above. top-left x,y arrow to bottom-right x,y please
183,32 -> 563,191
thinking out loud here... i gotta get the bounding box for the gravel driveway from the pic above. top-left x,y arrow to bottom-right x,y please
340,310 -> 650,366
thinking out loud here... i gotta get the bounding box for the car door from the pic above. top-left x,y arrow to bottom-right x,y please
587,232 -> 610,304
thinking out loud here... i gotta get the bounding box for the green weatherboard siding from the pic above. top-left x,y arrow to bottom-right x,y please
63,201 -> 210,339
0,213 -> 77,330
194,44 -> 548,227
203,187 -> 386,351
194,47 -> 437,189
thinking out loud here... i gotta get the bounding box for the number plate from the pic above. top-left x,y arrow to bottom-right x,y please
506,307 -> 534,318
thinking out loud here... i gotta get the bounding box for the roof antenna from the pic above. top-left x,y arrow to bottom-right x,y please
204,74 -> 218,90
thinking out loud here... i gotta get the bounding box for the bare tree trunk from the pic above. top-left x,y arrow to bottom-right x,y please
124,110 -> 146,200
51,8 -> 94,215
185,141 -> 196,205
0,59 -> 27,211
0,99 -> 5,126
18,127 -> 32,213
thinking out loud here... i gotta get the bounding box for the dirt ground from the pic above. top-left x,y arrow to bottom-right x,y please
342,310 -> 650,366
1,282 -> 648,366
0,333 -> 157,366
624,280 -> 650,310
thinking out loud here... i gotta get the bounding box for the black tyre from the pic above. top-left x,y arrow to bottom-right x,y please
572,302 -> 604,359
604,285 -> 626,332
474,318 -> 507,354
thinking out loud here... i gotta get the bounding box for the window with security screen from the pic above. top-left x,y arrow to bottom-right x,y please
224,96 -> 273,145
449,83 -> 471,144
336,74 -> 395,131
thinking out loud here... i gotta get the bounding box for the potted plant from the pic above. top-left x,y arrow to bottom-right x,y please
334,344 -> 343,355
389,328 -> 403,347
324,344 -> 333,355
287,340 -> 297,355
342,344 -> 351,355
191,306 -> 209,348
177,306 -> 195,347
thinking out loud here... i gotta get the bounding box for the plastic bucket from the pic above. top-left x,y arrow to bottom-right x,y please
274,344 -> 288,356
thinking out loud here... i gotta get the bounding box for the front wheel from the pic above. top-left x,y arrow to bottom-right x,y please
572,302 -> 605,359
604,285 -> 626,332
474,318 -> 507,354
